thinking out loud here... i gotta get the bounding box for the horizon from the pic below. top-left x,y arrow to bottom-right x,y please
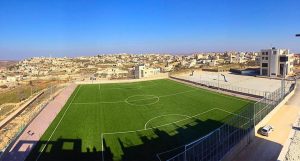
1,0 -> 300,60
1,48 -> 300,61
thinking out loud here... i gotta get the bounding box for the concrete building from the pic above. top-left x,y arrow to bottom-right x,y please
96,68 -> 128,79
134,65 -> 160,79
260,48 -> 294,77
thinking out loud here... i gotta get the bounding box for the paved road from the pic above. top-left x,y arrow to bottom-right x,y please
233,80 -> 300,161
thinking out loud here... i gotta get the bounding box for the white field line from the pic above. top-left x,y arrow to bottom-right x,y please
163,115 -> 252,160
144,114 -> 192,130
215,108 -> 250,120
172,77 -> 254,103
125,95 -> 160,106
98,84 -> 101,97
101,107 -> 250,161
102,108 -> 216,135
72,89 -> 198,105
114,80 -> 158,89
101,108 -> 215,161
35,85 -> 81,161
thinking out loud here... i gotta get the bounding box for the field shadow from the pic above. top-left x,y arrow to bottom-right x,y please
1,117 -> 283,161
1,102 -> 280,161
102,118 -> 242,161
1,138 -> 101,161
0,119 -> 226,161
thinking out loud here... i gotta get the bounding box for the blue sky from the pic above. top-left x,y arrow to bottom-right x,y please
0,0 -> 300,60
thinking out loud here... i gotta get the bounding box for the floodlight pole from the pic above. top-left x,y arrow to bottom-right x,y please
281,64 -> 286,98
217,66 -> 220,90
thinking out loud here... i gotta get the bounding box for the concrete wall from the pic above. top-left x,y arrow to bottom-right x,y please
75,73 -> 169,84
222,129 -> 255,161
255,88 -> 295,131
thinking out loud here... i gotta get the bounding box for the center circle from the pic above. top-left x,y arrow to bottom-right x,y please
125,95 -> 159,106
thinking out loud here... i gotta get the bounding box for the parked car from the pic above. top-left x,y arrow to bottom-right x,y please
259,125 -> 274,136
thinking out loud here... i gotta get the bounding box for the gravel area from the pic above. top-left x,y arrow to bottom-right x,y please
284,118 -> 300,161
174,71 -> 293,94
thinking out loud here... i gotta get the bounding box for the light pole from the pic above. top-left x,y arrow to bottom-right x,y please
281,64 -> 286,98
217,66 -> 220,90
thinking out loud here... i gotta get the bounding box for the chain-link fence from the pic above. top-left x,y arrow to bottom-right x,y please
254,79 -> 296,125
170,73 -> 295,98
166,104 -> 254,161
165,79 -> 296,161
0,84 -> 66,157
169,76 -> 266,97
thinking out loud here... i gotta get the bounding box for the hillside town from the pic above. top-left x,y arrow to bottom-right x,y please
0,50 -> 299,90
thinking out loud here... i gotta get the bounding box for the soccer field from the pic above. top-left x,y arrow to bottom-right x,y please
26,79 -> 253,161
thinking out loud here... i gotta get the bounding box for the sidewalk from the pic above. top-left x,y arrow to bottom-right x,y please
232,81 -> 300,161
0,84 -> 77,161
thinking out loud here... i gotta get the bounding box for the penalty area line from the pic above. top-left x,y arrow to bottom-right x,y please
100,107 -> 245,161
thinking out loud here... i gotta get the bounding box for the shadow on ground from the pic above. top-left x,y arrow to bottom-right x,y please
231,135 -> 283,161
1,115 -> 283,161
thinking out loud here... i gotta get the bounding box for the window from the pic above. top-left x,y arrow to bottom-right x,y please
262,69 -> 268,76
262,63 -> 268,67
265,57 -> 268,60
273,51 -> 277,55
280,56 -> 288,62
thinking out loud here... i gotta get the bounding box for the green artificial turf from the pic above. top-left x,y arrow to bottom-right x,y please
26,79 -> 253,161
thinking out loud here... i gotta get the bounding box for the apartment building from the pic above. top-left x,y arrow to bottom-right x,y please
260,47 -> 294,77
134,65 -> 160,79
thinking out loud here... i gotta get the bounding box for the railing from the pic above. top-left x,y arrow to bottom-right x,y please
0,84 -> 66,159
166,104 -> 254,161
170,76 -> 266,98
165,78 -> 296,161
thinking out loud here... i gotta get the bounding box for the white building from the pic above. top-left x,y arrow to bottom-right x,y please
96,68 -> 128,79
134,65 -> 160,79
260,47 -> 294,77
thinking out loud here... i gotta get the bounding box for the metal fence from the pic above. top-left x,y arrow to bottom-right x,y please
166,79 -> 296,161
170,75 -> 295,98
169,76 -> 266,97
254,80 -> 296,125
0,84 -> 66,158
166,104 -> 254,161
198,79 -> 266,97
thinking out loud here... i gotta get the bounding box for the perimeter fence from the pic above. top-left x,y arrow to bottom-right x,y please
0,84 -> 66,158
165,78 -> 297,161
170,74 -> 295,98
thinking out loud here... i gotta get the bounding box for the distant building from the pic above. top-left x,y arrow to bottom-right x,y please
134,65 -> 160,79
6,75 -> 22,82
260,47 -> 294,77
97,68 -> 128,79
294,54 -> 300,65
